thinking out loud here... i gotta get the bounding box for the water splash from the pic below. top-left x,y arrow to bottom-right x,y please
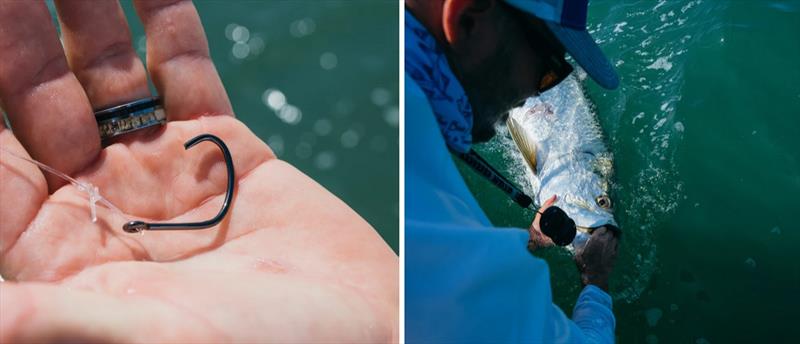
582,0 -> 726,302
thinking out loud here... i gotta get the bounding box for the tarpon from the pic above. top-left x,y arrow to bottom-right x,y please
506,77 -> 617,250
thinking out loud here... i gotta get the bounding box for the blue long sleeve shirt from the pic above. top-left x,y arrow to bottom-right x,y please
405,74 -> 616,343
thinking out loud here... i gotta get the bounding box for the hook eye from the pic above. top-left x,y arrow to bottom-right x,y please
596,195 -> 612,210
123,134 -> 235,233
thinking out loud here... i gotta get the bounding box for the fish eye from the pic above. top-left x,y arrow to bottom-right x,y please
596,195 -> 612,209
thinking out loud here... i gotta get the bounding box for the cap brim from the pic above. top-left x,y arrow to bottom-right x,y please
545,22 -> 619,90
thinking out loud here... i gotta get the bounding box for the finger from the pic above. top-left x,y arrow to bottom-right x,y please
55,0 -> 150,109
0,1 -> 100,191
527,239 -> 542,252
534,230 -> 554,247
596,227 -> 615,241
528,239 -> 552,252
543,194 -> 557,207
132,0 -> 232,121
602,227 -> 621,254
527,221 -> 553,249
586,227 -> 607,246
0,122 -> 47,258
531,195 -> 556,231
0,283 -> 218,343
587,228 -> 615,253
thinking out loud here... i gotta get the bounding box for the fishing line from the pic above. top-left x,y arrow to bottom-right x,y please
0,146 -> 129,223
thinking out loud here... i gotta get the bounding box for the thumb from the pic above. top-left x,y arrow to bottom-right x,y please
543,194 -> 557,207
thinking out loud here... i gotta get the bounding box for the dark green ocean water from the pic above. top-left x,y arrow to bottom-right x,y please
110,1 -> 399,252
462,0 -> 800,342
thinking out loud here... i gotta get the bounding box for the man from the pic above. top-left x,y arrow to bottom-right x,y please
405,0 -> 620,342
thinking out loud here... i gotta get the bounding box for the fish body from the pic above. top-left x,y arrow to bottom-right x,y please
507,77 -> 617,249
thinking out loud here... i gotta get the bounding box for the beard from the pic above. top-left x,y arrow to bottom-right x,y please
470,108 -> 505,143
459,45 -> 528,144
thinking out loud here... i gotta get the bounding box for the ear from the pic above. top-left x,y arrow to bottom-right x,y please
442,0 -> 495,49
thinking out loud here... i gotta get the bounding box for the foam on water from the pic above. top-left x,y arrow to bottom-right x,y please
646,57 -> 673,72
580,0 -> 725,302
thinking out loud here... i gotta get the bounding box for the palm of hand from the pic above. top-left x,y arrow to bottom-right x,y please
0,1 -> 396,342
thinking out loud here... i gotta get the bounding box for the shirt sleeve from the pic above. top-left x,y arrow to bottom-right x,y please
571,285 -> 616,343
405,220 -> 618,344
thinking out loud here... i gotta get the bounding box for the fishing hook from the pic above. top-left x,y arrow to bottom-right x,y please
123,134 -> 235,233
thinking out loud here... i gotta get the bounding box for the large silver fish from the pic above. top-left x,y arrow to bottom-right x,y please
507,77 -> 617,249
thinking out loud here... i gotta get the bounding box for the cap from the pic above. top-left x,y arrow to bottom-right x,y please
504,0 -> 619,89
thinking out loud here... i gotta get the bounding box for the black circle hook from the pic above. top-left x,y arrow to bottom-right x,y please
123,134 -> 235,233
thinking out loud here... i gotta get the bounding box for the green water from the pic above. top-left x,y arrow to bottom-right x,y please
463,0 -> 800,342
113,1 -> 399,252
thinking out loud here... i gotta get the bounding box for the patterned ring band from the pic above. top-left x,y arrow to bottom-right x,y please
95,97 -> 166,142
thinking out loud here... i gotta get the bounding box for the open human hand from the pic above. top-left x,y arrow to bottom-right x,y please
0,1 -> 397,342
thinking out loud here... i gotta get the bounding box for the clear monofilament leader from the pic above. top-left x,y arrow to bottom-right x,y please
0,146 -> 129,224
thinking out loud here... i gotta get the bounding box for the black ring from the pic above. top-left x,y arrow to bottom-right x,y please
95,97 -> 165,142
